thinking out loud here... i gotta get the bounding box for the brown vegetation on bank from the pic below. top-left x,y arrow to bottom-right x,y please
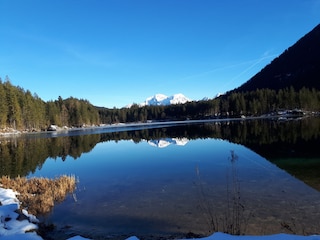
0,175 -> 76,216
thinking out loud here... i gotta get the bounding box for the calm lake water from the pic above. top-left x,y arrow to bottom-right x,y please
1,117 -> 320,239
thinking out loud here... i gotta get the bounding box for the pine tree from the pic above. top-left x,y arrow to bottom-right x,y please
0,79 -> 8,127
4,77 -> 22,129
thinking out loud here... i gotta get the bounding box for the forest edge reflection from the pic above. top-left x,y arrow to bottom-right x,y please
0,117 -> 319,191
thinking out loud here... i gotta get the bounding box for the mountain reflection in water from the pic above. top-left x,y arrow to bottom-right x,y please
0,117 -> 319,239
148,138 -> 189,148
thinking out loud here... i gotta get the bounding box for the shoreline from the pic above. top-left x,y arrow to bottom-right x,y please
1,187 -> 320,240
0,114 -> 305,138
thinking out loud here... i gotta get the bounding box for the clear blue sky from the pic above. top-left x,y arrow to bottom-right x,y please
1,0 -> 319,108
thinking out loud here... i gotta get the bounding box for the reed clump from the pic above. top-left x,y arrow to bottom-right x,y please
0,175 -> 76,216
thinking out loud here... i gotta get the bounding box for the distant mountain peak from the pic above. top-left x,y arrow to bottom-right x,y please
135,93 -> 191,107
143,94 -> 168,106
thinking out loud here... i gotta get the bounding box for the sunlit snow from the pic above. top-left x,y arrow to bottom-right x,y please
140,93 -> 191,106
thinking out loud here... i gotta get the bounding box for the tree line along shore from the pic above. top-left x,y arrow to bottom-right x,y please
1,77 -> 319,133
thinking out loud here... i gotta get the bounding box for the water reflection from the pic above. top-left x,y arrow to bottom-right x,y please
1,117 -> 319,190
1,118 -> 320,238
148,138 -> 189,148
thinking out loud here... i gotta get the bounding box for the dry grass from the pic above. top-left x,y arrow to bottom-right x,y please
0,175 -> 76,216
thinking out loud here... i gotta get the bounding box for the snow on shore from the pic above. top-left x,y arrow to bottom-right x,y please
0,187 -> 41,240
1,186 -> 320,240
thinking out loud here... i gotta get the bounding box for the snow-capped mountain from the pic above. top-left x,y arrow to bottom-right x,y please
140,93 -> 191,107
201,93 -> 224,101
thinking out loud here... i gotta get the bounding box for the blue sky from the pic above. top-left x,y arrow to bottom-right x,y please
1,0 -> 319,108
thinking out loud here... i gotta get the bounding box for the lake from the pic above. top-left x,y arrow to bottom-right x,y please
1,117 -> 320,239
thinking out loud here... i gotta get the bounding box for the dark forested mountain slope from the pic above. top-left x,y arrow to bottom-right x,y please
234,24 -> 320,92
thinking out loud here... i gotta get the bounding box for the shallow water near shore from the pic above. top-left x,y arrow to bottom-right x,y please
31,139 -> 320,238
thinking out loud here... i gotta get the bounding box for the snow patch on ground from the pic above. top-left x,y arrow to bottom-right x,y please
0,188 -> 41,240
0,187 -> 89,240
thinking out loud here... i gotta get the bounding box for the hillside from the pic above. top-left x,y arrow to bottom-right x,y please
234,24 -> 320,92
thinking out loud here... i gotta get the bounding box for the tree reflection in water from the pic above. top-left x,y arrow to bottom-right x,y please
0,117 -> 319,191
